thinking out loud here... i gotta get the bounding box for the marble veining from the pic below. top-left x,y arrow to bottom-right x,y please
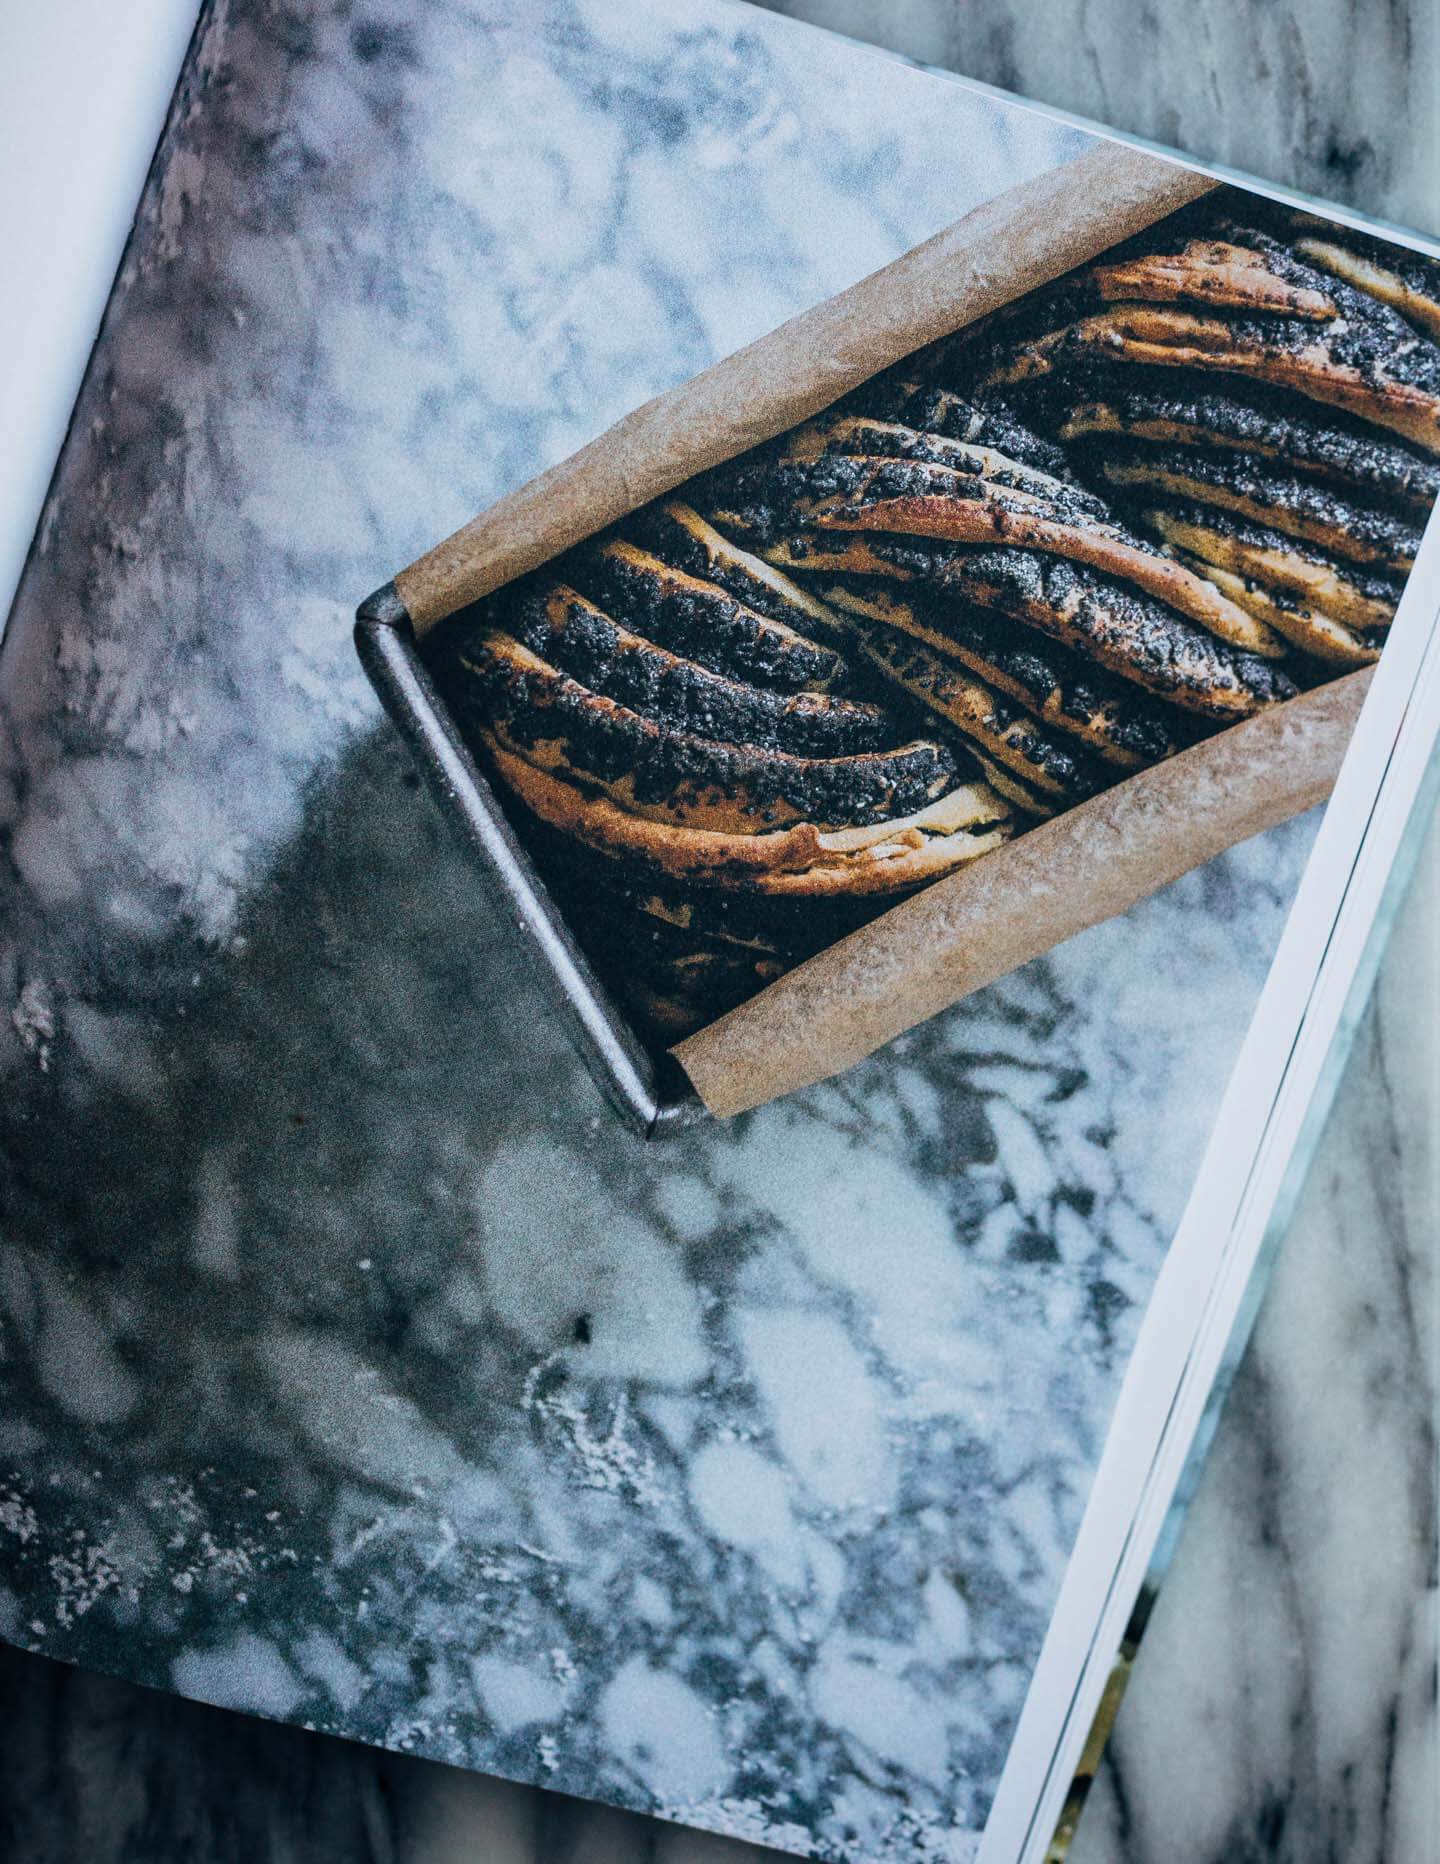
1067,810 -> 1440,1864
757,0 -> 1440,234
0,804 -> 1432,1864
0,1 -> 1390,1859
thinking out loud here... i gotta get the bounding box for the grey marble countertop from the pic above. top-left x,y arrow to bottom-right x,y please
0,1 -> 1436,1860
1,825 -> 1433,1864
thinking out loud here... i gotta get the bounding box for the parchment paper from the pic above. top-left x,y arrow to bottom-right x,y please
673,670 -> 1372,1116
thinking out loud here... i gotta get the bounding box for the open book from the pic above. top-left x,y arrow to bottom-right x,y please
1,4 -> 1437,1860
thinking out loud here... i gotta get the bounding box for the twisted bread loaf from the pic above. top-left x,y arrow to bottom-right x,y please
433,192 -> 1439,1042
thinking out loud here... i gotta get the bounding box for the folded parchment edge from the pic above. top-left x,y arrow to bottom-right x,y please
672,669 -> 1373,1118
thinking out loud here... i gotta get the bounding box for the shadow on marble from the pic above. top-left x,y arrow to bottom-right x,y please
0,1639 -> 774,1864
5,813 -> 1435,1864
3,791 -> 1433,1864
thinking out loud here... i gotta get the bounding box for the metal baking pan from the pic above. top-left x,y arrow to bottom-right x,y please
349,151 -> 1221,1137
354,581 -> 706,1137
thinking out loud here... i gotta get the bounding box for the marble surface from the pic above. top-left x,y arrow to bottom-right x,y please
760,0 -> 1440,235
0,824 -> 1432,1864
1071,811 -> 1440,1863
0,4 -> 1434,1864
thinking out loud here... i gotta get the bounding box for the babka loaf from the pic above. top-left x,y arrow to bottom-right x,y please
431,190 -> 1440,1043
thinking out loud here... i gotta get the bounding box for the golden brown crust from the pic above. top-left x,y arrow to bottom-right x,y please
483,739 -> 1012,895
1143,507 -> 1401,633
978,304 -> 1440,455
581,537 -> 845,691
424,189 -> 1429,1048
840,621 -> 1107,806
1287,230 -> 1440,342
844,376 -> 1078,472
813,580 -> 1183,769
510,581 -> 891,757
1089,237 -> 1339,320
784,413 -> 1109,513
1174,555 -> 1379,667
462,630 -> 958,836
779,453 -> 1286,655
969,754 -> 1064,819
1058,384 -> 1440,510
944,549 -> 1298,719
1093,449 -> 1420,572
629,502 -> 848,641
738,531 -> 927,584
732,514 -> 1297,717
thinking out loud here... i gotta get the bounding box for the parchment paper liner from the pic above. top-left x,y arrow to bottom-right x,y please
385,140 -> 1374,1118
674,669 -> 1370,1115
